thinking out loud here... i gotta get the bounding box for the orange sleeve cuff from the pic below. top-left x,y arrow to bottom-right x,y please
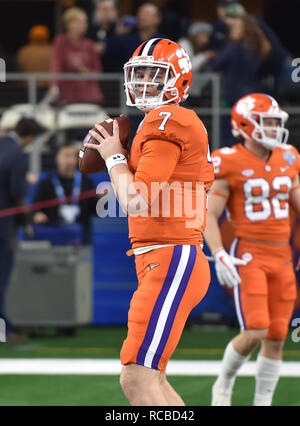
133,139 -> 181,205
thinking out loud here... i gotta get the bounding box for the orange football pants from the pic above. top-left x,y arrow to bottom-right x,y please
231,238 -> 297,340
120,245 -> 210,373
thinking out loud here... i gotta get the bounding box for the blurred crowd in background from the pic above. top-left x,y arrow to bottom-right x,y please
6,0 -> 294,109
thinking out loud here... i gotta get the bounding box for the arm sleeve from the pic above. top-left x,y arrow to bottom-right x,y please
135,139 -> 181,185
134,139 -> 181,204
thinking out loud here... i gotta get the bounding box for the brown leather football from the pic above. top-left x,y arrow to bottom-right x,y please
79,115 -> 130,174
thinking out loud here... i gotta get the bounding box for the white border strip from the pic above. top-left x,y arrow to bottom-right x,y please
0,359 -> 299,377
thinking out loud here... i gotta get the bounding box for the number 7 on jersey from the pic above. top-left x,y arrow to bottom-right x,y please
158,112 -> 172,131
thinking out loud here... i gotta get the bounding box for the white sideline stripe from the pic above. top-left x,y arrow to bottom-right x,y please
0,359 -> 299,377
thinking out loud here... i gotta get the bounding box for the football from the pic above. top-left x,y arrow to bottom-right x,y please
79,115 -> 130,174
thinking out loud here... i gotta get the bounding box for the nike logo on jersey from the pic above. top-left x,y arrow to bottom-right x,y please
148,263 -> 160,272
280,166 -> 289,172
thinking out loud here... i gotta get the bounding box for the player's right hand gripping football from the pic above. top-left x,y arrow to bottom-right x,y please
214,249 -> 248,288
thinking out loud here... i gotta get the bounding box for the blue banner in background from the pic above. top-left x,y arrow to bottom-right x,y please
92,217 -> 136,325
88,171 -> 136,325
91,205 -> 300,326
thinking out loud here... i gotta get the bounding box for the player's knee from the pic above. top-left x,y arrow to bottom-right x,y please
244,329 -> 268,348
120,364 -> 149,400
120,366 -> 137,399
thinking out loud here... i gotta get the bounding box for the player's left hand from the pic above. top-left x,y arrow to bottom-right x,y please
85,118 -> 126,161
214,248 -> 248,288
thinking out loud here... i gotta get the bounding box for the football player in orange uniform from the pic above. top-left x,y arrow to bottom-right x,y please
205,93 -> 300,406
84,38 -> 214,405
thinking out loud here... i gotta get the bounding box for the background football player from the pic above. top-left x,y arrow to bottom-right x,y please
84,38 -> 214,405
205,93 -> 300,406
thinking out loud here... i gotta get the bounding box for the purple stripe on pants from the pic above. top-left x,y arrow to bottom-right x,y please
136,245 -> 183,366
151,245 -> 197,370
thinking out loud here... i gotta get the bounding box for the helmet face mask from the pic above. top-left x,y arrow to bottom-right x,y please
232,94 -> 289,150
124,60 -> 177,111
251,113 -> 289,150
124,39 -> 192,112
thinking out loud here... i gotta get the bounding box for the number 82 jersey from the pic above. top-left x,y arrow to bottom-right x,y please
211,143 -> 300,242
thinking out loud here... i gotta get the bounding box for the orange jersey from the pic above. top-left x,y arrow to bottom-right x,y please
212,143 -> 300,242
128,104 -> 214,248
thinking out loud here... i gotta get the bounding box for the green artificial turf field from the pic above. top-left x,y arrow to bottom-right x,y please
0,326 -> 299,406
0,375 -> 299,406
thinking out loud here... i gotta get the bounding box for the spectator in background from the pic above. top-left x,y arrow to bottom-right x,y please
212,7 -> 271,107
33,142 -> 97,245
178,22 -> 215,100
46,7 -> 104,105
210,0 -> 237,51
88,0 -> 129,72
89,0 -> 118,45
0,118 -> 44,344
159,0 -> 189,42
105,2 -> 165,72
211,1 -> 290,91
16,25 -> 52,86
179,22 -> 214,72
252,14 -> 290,91
212,6 -> 272,147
